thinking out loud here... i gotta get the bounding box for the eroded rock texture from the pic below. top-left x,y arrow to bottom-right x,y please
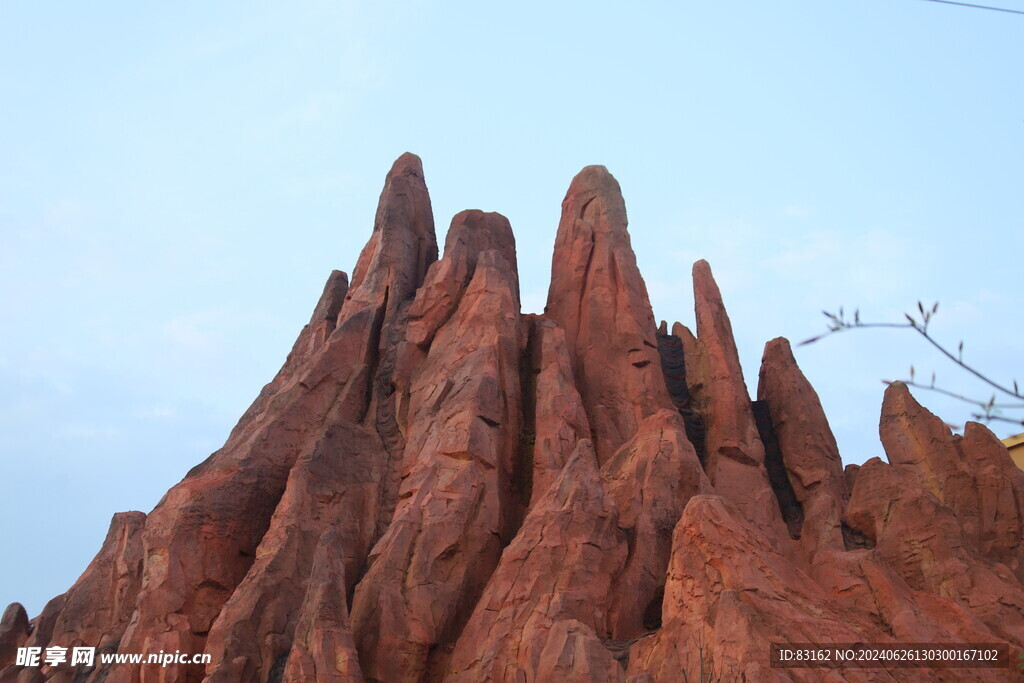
544,166 -> 674,467
8,156 -> 1024,682
0,604 -> 31,671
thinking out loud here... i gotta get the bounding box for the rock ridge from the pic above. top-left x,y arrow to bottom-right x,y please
4,155 -> 1022,683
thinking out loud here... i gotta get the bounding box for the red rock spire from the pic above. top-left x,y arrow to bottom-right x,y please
686,259 -> 787,539
101,153 -> 438,682
757,337 -> 848,559
7,157 -> 1024,682
545,165 -> 673,466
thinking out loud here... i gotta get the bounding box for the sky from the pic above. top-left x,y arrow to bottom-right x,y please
1,0 -> 1021,617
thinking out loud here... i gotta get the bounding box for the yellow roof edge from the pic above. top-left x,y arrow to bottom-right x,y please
1003,433 -> 1024,449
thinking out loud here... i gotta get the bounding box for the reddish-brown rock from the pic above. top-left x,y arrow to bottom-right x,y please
628,494 -> 869,682
878,382 -> 1024,575
345,152 -> 438,327
406,210 -> 516,348
601,410 -> 710,640
108,153 -> 435,683
844,384 -> 1024,648
845,455 -> 1024,646
29,512 -> 146,682
0,604 -> 30,671
281,530 -> 363,683
0,594 -> 65,683
757,337 -> 848,559
545,166 -> 674,466
685,261 -> 786,539
447,441 -> 627,682
522,316 -> 591,510
202,423 -> 384,681
350,248 -> 522,682
9,157 -> 1024,682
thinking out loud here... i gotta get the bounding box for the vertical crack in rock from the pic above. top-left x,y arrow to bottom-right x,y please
513,317 -> 540,537
350,247 -> 521,682
523,317 -> 591,512
372,290 -> 408,538
600,411 -> 711,640
686,260 -> 789,542
447,441 -> 628,681
757,337 -> 848,559
751,400 -> 804,540
655,327 -> 707,468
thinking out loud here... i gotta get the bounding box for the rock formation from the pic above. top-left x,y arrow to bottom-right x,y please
3,155 -> 1022,682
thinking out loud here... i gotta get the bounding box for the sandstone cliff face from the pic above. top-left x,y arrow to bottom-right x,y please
4,155 -> 1023,682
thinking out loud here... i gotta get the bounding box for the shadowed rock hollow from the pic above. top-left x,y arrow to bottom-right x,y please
4,155 -> 1023,682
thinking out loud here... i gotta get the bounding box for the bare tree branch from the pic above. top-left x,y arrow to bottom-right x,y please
803,301 -> 1022,428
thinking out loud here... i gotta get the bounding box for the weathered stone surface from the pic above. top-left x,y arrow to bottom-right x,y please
107,153 -> 437,683
50,513 -> 145,644
202,423 -> 384,681
757,337 -> 847,558
25,512 -> 146,682
961,421 -> 1024,575
522,316 -> 590,510
813,547 -> 1009,651
878,382 -> 1024,574
447,441 -> 626,682
350,248 -> 522,682
0,604 -> 30,671
0,594 -> 64,683
686,261 -> 785,539
846,404 -> 1024,647
628,495 -> 871,682
545,165 -> 673,466
406,210 -> 515,348
601,410 -> 710,640
281,530 -> 363,683
10,158 -> 1024,682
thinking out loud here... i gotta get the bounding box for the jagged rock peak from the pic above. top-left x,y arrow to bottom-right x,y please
0,603 -> 31,670
347,151 -> 438,318
389,150 -> 425,177
878,380 -> 1024,575
443,209 -> 517,277
309,269 -> 348,326
686,258 -> 785,538
757,336 -> 847,557
560,164 -> 629,236
405,210 -> 519,348
9,155 -> 1024,682
545,164 -> 672,465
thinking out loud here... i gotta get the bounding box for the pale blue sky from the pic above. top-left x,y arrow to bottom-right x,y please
2,1 -> 1021,616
